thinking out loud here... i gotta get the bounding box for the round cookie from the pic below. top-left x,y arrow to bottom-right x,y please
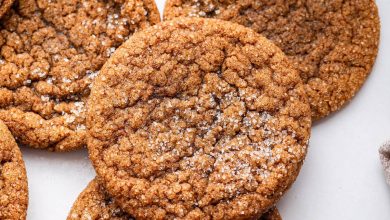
68,178 -> 282,220
0,120 -> 28,220
0,0 -> 14,19
164,0 -> 381,120
0,0 -> 160,151
87,18 -> 311,219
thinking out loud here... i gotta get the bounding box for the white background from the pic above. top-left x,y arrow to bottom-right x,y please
22,0 -> 390,219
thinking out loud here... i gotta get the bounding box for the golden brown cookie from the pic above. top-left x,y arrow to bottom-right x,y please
68,178 -> 282,220
0,120 -> 28,220
68,179 -> 134,220
164,0 -> 381,120
0,0 -> 14,19
0,0 -> 160,152
87,18 -> 311,219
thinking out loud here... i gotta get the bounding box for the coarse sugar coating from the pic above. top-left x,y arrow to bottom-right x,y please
88,18 -> 311,219
0,120 -> 28,220
0,0 -> 160,151
0,0 -> 14,19
68,178 -> 282,220
164,0 -> 381,120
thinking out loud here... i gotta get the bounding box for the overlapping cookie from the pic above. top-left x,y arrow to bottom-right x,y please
87,18 -> 311,219
68,179 -> 282,220
0,0 -> 160,151
0,120 -> 28,220
68,179 -> 133,220
164,0 -> 380,119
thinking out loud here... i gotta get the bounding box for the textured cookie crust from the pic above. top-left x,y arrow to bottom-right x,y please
0,0 -> 14,19
0,120 -> 28,220
88,18 -> 311,219
0,0 -> 160,151
164,0 -> 381,120
68,179 -> 134,220
68,178 -> 282,220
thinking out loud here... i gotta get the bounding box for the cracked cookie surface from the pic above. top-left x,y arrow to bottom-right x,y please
0,120 -> 28,220
0,0 -> 160,151
87,18 -> 311,219
164,0 -> 380,120
0,0 -> 14,19
68,178 -> 282,220
68,179 -> 134,220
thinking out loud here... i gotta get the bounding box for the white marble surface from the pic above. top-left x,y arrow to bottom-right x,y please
22,0 -> 390,219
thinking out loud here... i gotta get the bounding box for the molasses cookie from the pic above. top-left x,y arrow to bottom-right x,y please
68,178 -> 282,220
68,179 -> 134,220
0,120 -> 28,220
87,18 -> 311,219
0,0 -> 160,151
164,0 -> 381,120
0,0 -> 14,19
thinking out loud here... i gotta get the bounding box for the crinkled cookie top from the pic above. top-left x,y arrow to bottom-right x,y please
68,178 -> 134,220
0,0 -> 160,151
88,18 -> 311,219
68,178 -> 282,220
0,0 -> 14,19
164,0 -> 380,120
0,120 -> 28,220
